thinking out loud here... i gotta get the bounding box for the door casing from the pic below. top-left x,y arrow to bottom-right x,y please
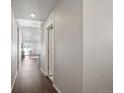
46,22 -> 55,82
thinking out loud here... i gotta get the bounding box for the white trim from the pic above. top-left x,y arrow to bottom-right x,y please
40,68 -> 47,76
48,76 -> 54,82
45,18 -> 55,83
11,70 -> 18,92
53,83 -> 62,93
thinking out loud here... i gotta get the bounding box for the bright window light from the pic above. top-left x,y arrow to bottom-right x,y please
30,13 -> 35,18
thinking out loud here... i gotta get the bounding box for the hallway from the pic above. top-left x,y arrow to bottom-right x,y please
11,0 -> 113,93
12,57 -> 57,93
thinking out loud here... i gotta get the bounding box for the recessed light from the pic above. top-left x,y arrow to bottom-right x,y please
30,13 -> 35,18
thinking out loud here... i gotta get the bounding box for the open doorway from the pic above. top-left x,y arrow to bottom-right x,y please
46,23 -> 55,82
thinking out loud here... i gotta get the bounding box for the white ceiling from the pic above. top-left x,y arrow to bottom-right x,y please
12,0 -> 59,21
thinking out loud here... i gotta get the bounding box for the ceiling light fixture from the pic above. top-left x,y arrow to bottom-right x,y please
30,13 -> 35,18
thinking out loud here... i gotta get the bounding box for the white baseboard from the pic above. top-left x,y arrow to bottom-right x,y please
11,70 -> 18,92
40,68 -> 61,93
53,83 -> 62,93
48,76 -> 54,82
40,68 -> 47,76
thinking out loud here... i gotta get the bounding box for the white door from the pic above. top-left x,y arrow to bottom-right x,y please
47,26 -> 54,81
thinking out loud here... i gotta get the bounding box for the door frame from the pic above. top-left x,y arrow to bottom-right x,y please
17,26 -> 22,70
17,27 -> 20,70
46,21 -> 55,82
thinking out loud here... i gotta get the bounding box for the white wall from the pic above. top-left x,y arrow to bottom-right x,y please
41,0 -> 83,93
11,7 -> 18,87
41,0 -> 113,93
54,0 -> 83,93
40,12 -> 55,75
11,6 -> 22,89
83,0 -> 113,93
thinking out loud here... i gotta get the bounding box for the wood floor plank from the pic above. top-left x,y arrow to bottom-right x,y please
12,57 -> 57,93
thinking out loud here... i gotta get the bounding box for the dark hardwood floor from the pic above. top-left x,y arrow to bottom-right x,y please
12,56 -> 57,93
